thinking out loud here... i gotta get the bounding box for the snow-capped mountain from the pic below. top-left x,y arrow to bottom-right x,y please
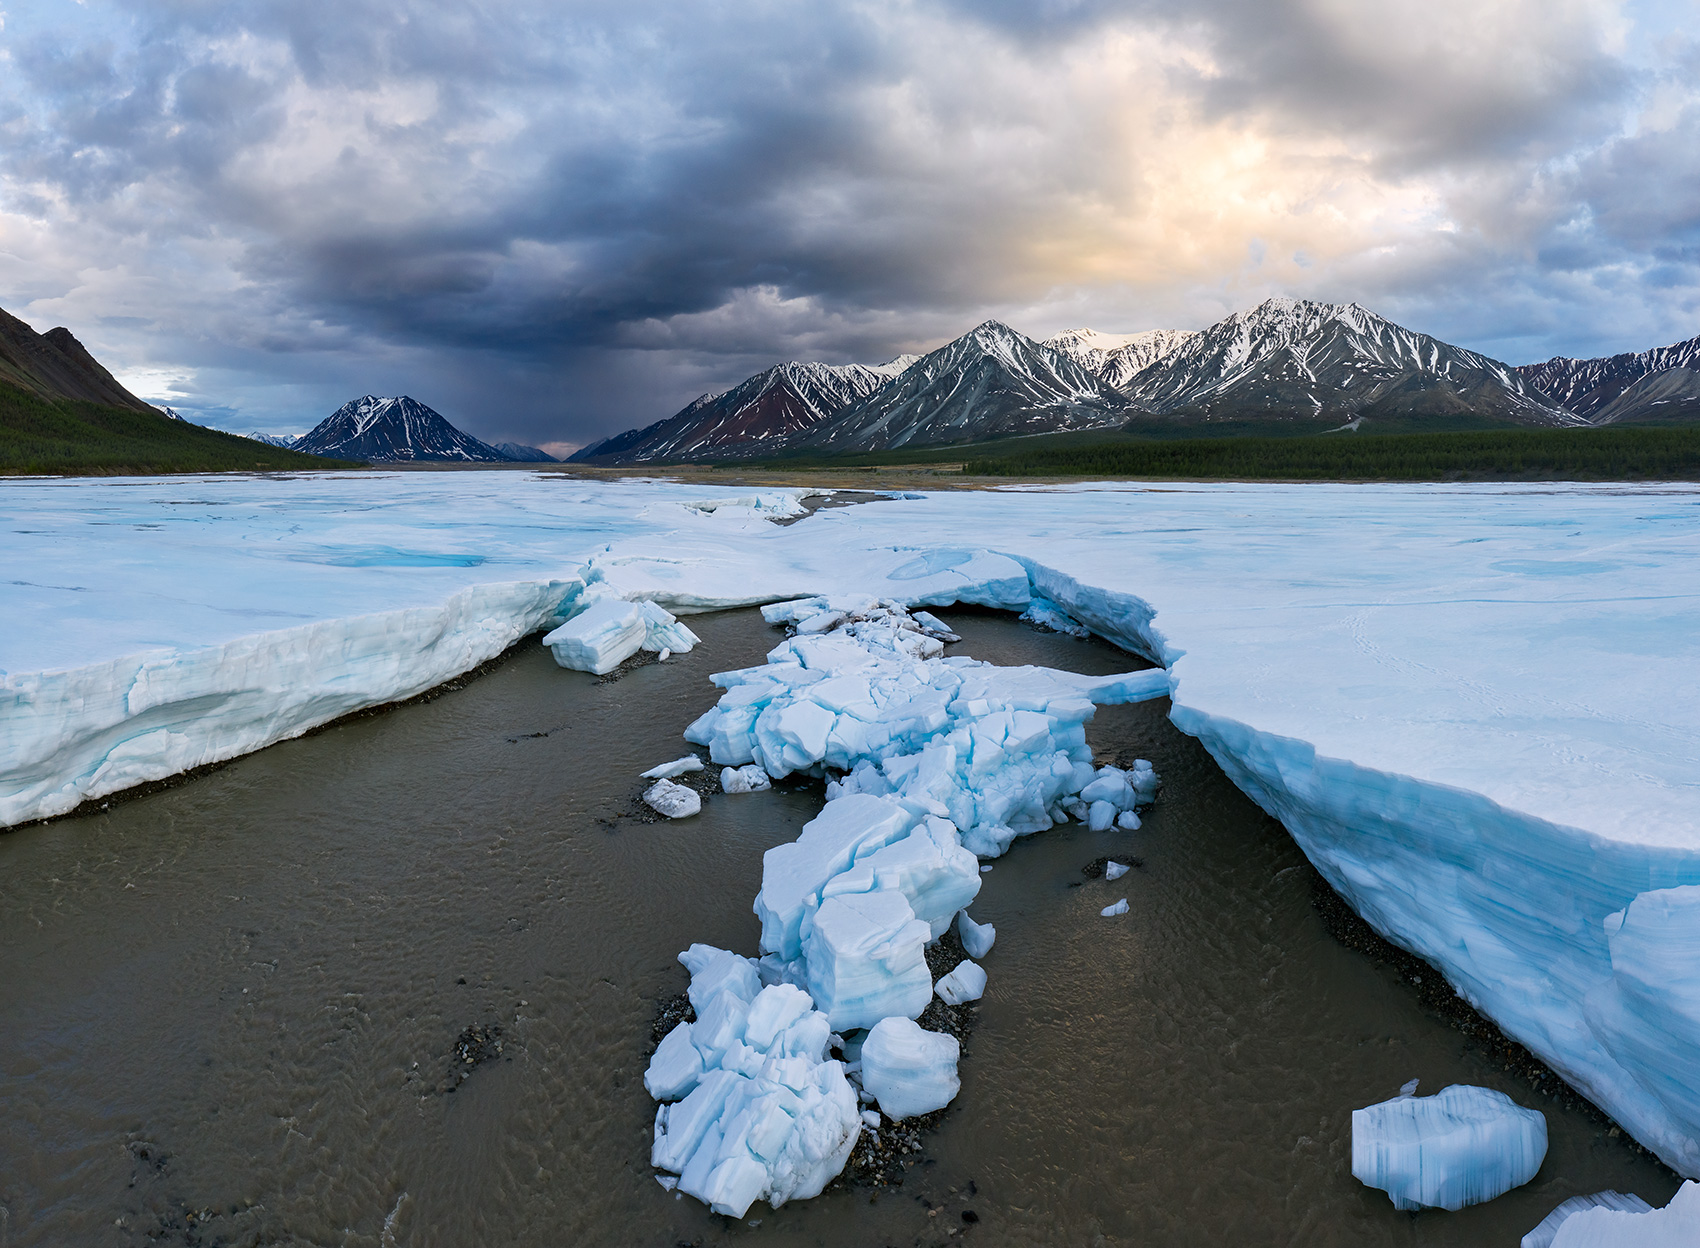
493,441 -> 557,462
801,321 -> 1125,452
1042,327 -> 1198,386
294,396 -> 511,462
1517,334 -> 1700,425
570,358 -> 914,463
244,431 -> 298,448
1118,297 -> 1577,426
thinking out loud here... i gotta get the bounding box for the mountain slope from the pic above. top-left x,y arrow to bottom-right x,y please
0,307 -> 158,411
493,441 -> 558,462
570,358 -> 913,463
1119,297 -> 1577,427
1517,335 -> 1700,424
295,396 -> 510,462
801,321 -> 1125,452
1043,327 -> 1198,386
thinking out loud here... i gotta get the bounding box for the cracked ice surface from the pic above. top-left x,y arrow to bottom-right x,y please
7,473 -> 1700,1175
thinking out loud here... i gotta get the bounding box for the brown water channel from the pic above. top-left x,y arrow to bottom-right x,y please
0,609 -> 1678,1247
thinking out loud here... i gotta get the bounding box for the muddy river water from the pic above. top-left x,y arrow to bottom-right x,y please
0,609 -> 1679,1247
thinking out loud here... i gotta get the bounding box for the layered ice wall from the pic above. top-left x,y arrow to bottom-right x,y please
6,474 -> 1700,1175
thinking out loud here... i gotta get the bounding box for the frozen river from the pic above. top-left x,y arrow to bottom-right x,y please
4,470 -> 1700,1205
0,608 -> 1675,1246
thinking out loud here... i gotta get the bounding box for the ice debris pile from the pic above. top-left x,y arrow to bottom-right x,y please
646,597 -> 1167,1215
1352,1083 -> 1547,1211
1534,1181 -> 1700,1247
543,596 -> 701,675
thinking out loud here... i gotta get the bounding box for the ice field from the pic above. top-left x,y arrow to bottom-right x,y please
5,471 -> 1700,1195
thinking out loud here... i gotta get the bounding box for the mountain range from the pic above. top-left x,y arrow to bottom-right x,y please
574,297 -> 1699,464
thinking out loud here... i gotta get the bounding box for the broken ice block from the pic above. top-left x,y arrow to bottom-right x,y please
755,794 -> 913,962
1116,811 -> 1141,831
934,960 -> 986,1005
644,779 -> 701,818
1544,1181 -> 1700,1247
818,815 -> 981,940
720,764 -> 773,794
1353,1084 -> 1547,1211
1104,861 -> 1130,881
543,598 -> 647,674
957,910 -> 995,959
646,1021 -> 705,1100
802,889 -> 932,1031
1523,1190 -> 1655,1248
860,1016 -> 960,1120
643,755 -> 705,779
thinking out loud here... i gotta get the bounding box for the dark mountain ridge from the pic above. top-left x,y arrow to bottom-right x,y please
295,396 -> 512,462
0,307 -> 159,411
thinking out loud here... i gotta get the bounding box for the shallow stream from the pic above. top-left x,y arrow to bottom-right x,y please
0,609 -> 1678,1246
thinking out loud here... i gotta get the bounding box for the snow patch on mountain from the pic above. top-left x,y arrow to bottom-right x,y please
294,396 -> 511,462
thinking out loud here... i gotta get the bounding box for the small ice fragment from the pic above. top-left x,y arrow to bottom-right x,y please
658,648 -> 672,663
1087,801 -> 1115,832
1101,898 -> 1129,917
1523,1189 -> 1657,1248
1399,1078 -> 1421,1098
934,960 -> 987,1005
860,1109 -> 881,1129
1116,811 -> 1141,831
1352,1084 -> 1547,1211
642,755 -> 705,779
656,1174 -> 678,1192
861,1016 -> 960,1120
957,910 -> 996,959
644,779 -> 702,819
979,864 -> 993,873
720,764 -> 772,794
1104,861 -> 1130,881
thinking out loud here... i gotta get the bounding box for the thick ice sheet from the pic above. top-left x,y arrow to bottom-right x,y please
6,473 -> 1700,1174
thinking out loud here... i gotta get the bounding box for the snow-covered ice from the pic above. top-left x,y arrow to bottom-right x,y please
643,779 -> 701,819
646,946 -> 859,1218
1352,1084 -> 1547,1210
8,472 -> 1700,1175
957,911 -> 996,959
934,959 -> 987,1004
1523,1190 -> 1655,1248
860,1017 -> 961,1121
642,755 -> 704,779
1543,1182 -> 1700,1247
544,597 -> 701,674
720,764 -> 773,794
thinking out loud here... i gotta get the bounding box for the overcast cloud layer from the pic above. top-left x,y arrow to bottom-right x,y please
1,0 -> 1696,448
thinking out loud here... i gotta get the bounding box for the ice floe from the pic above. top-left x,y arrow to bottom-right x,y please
860,1016 -> 961,1121
1352,1084 -> 1547,1211
642,755 -> 705,779
11,472 -> 1700,1178
720,764 -> 773,794
643,779 -> 701,819
934,960 -> 987,1005
647,599 -> 1164,1209
647,946 -> 859,1218
1540,1182 -> 1700,1247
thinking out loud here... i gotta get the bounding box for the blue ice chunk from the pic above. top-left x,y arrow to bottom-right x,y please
1522,1190 -> 1653,1248
1543,1181 -> 1700,1246
860,1016 -> 960,1120
802,889 -> 932,1031
1352,1084 -> 1547,1211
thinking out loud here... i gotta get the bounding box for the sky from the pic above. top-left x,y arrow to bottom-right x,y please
1,1 -> 1697,452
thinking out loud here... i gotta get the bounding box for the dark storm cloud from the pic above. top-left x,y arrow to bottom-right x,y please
0,0 -> 1694,446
